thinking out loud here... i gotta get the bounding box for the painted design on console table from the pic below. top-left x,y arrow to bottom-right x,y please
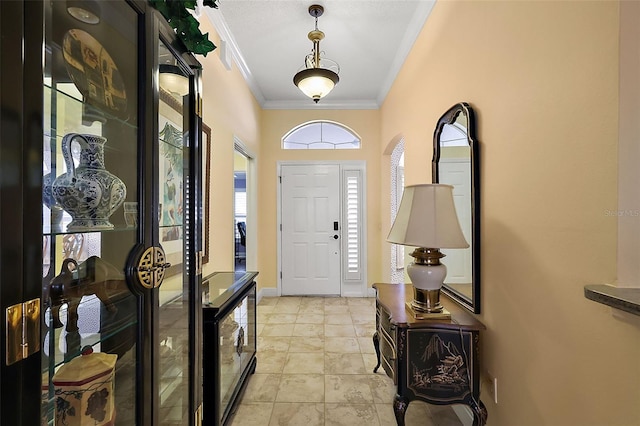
407,331 -> 472,401
398,328 -> 406,353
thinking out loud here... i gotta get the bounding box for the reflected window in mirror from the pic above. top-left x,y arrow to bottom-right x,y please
390,142 -> 405,284
433,102 -> 480,313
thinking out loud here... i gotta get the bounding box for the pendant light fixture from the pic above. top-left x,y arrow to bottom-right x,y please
293,5 -> 340,103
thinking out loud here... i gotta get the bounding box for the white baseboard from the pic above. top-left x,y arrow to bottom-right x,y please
452,404 -> 474,426
258,287 -> 376,303
257,287 -> 278,304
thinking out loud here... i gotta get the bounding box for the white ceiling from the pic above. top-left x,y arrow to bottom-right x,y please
204,1 -> 436,110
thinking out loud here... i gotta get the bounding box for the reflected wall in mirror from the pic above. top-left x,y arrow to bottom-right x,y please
432,102 -> 480,313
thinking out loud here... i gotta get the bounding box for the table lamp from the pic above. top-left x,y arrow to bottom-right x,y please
387,184 -> 469,315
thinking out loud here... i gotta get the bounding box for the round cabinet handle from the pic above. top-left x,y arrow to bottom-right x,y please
333,234 -> 339,239
135,246 -> 170,289
150,247 -> 169,289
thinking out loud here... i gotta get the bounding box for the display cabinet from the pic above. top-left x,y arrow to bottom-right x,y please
202,272 -> 258,426
0,1 -> 205,424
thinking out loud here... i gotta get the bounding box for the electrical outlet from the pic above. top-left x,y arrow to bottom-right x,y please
485,372 -> 498,404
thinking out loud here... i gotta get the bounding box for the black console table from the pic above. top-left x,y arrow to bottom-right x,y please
202,271 -> 258,425
373,283 -> 487,426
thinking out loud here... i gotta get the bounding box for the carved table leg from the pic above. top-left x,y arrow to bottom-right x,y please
373,331 -> 381,373
470,399 -> 488,426
393,394 -> 409,426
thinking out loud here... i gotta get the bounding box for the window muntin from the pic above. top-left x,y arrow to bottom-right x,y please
282,120 -> 361,150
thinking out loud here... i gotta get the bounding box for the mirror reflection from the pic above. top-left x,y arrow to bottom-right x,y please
432,102 -> 480,313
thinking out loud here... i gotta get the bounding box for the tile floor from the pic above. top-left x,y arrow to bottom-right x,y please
229,296 -> 463,426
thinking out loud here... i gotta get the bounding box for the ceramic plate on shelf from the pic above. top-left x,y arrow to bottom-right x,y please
62,29 -> 128,120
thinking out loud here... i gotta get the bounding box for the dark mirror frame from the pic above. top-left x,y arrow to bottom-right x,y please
432,102 -> 481,313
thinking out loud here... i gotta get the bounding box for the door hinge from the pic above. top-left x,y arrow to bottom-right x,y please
279,176 -> 282,183
5,298 -> 40,366
280,271 -> 282,279
280,224 -> 282,231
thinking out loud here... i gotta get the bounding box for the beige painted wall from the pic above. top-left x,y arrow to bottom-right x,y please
381,1 -> 639,425
617,0 -> 640,287
198,18 -> 261,278
258,110 -> 383,290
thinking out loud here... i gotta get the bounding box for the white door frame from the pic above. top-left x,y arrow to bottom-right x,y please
277,160 -> 367,297
234,137 -> 257,271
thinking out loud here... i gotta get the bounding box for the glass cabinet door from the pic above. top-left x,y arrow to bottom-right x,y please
41,1 -> 142,424
219,287 -> 256,422
0,0 -> 202,424
156,37 -> 195,424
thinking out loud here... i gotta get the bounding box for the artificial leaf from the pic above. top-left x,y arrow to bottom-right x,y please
149,0 -> 217,55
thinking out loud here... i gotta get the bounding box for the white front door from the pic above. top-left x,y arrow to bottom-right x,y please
281,164 -> 341,295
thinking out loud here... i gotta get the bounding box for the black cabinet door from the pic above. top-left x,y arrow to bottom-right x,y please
0,1 -> 203,425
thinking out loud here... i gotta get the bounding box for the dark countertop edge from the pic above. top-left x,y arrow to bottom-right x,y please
203,271 -> 259,312
584,284 -> 640,316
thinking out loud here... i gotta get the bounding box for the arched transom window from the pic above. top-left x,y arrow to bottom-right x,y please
282,120 -> 361,150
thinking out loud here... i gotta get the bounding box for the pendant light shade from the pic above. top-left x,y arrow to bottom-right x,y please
293,68 -> 339,102
159,64 -> 189,97
293,5 -> 340,103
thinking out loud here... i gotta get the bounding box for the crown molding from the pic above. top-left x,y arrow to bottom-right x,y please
376,0 -> 436,106
262,99 -> 380,110
204,7 -> 374,110
204,7 -> 266,106
203,2 -> 435,111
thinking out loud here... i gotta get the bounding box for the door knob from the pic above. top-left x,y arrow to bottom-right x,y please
333,234 -> 339,240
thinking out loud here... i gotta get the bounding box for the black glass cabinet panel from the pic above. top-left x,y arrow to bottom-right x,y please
202,272 -> 258,426
0,1 -> 204,425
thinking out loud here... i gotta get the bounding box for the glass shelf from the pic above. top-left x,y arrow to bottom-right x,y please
44,313 -> 137,370
44,84 -> 137,132
42,285 -> 137,367
43,222 -> 138,237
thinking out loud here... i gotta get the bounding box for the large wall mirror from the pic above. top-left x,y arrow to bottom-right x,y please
432,102 -> 480,313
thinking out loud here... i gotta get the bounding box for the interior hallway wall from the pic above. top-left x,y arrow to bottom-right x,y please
380,1 -> 639,424
198,17 -> 262,278
258,109 -> 383,292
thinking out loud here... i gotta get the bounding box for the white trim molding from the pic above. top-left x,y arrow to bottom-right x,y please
277,160 -> 368,298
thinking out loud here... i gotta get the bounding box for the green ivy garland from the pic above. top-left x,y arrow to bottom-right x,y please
149,0 -> 219,56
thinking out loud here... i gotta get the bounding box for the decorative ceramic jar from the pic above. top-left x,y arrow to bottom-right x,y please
52,133 -> 126,231
43,172 -> 64,231
52,348 -> 117,426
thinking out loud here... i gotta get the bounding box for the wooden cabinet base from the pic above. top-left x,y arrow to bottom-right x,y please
373,283 -> 487,426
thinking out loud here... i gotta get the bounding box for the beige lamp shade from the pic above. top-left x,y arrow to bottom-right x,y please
388,184 -> 469,249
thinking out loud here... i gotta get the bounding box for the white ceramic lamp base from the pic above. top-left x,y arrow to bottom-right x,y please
407,261 -> 447,313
